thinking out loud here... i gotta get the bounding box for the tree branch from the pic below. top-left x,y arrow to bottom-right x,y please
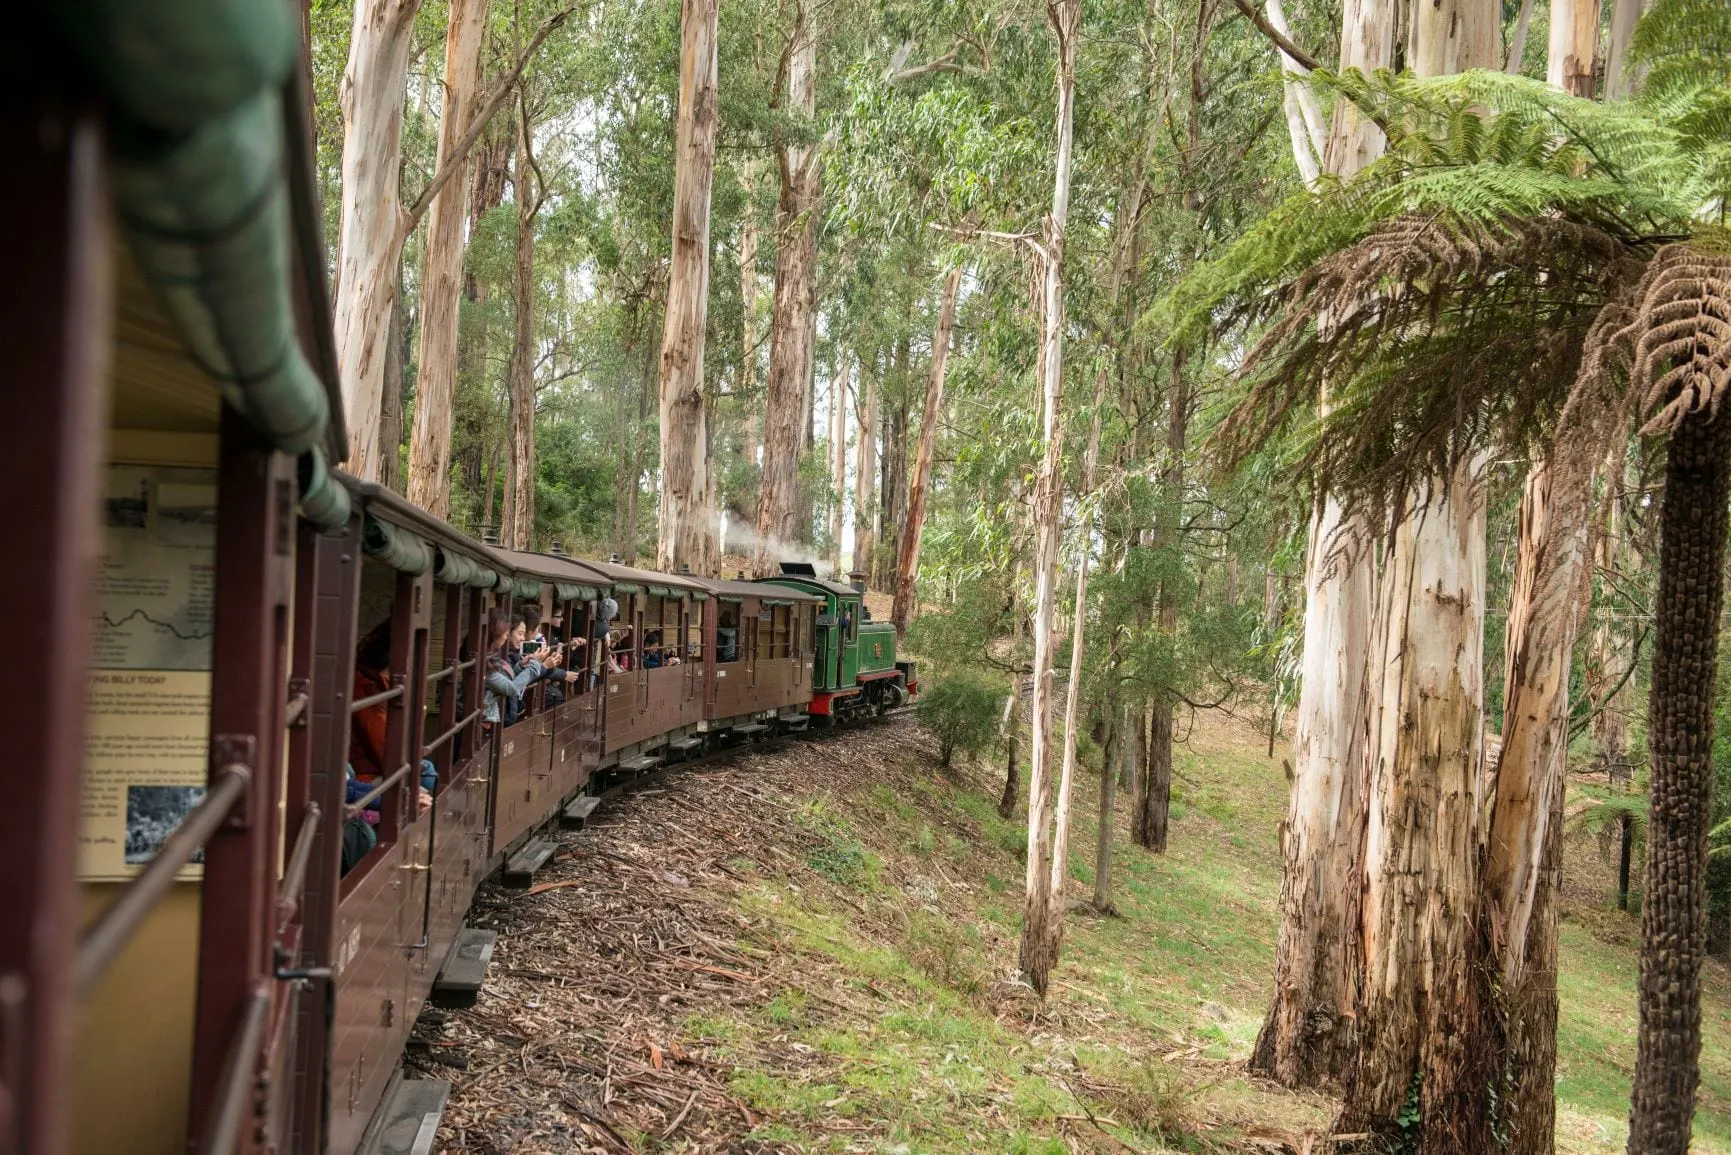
887,43 -> 966,84
399,3 -> 578,240
1227,0 -> 1321,72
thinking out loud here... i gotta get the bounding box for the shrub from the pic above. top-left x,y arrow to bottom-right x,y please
917,670 -> 1005,768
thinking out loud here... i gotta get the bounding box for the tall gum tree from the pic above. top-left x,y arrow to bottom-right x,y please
337,1 -> 570,484
406,0 -> 489,518
1339,0 -> 1498,1141
827,357 -> 850,573
853,361 -> 878,575
891,266 -> 962,635
1251,0 -> 1393,1089
1018,0 -> 1080,999
753,6 -> 820,576
655,0 -> 722,575
1473,15 -> 1605,1149
334,0 -> 424,481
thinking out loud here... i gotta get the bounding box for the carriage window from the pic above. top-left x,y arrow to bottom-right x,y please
688,604 -> 704,661
716,603 -> 741,663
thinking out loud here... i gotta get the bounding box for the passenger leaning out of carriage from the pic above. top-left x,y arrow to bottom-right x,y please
607,625 -> 634,673
642,629 -> 680,668
349,621 -> 434,814
520,604 -> 582,706
484,608 -> 561,727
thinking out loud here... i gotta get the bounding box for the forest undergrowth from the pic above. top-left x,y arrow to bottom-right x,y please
431,712 -> 1731,1153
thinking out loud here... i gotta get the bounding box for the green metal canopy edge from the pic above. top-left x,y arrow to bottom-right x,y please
59,0 -> 330,458
362,515 -> 431,575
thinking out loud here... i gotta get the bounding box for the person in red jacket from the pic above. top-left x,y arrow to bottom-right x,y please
349,620 -> 433,816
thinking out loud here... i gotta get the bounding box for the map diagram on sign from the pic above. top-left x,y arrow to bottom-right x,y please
94,466 -> 217,671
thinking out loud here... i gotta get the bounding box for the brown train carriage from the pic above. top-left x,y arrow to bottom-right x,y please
697,579 -> 823,733
322,483 -> 517,1154
485,548 -> 614,852
580,560 -> 710,765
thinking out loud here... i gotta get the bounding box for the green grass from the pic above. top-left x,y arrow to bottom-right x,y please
687,714 -> 1731,1153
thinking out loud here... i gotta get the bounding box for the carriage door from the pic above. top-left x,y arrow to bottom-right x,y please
682,597 -> 697,704
793,605 -> 805,689
634,596 -> 650,715
746,611 -> 759,689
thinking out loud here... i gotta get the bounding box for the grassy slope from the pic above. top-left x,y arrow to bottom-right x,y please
695,712 -> 1731,1153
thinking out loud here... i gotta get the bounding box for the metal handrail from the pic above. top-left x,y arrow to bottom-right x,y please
199,983 -> 270,1155
275,801 -> 322,932
76,764 -> 251,999
425,656 -> 478,687
422,706 -> 484,759
344,761 -> 412,817
349,684 -> 403,714
283,692 -> 308,728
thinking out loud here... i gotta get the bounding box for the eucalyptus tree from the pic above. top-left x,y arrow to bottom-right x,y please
654,0 -> 722,575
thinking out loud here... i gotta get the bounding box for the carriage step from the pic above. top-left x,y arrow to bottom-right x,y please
431,928 -> 497,1009
779,713 -> 810,731
560,794 -> 601,830
732,722 -> 768,736
619,754 -> 661,775
668,735 -> 704,752
359,1073 -> 449,1155
501,839 -> 558,888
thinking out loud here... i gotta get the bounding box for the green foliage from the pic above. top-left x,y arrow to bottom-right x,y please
917,669 -> 1006,768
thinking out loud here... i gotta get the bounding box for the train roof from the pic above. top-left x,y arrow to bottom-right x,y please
763,574 -> 864,600
698,577 -> 825,603
580,558 -> 708,596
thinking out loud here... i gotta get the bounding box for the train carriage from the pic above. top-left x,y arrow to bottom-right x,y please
697,578 -> 824,734
580,560 -> 710,765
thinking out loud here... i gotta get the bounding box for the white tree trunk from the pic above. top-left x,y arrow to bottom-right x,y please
1252,0 -> 1394,1090
1018,0 -> 1079,999
1345,1 -> 1498,1138
655,0 -> 721,575
752,10 -> 820,576
1547,0 -> 1602,95
891,267 -> 961,636
506,107 -> 538,550
1604,0 -> 1647,98
334,0 -> 424,482
406,0 -> 488,516
1348,454 -> 1491,1140
853,364 -> 877,577
827,357 -> 850,573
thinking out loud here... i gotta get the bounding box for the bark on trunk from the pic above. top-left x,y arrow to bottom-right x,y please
1480,456 -> 1594,1155
381,268 -> 407,491
1547,0 -> 1601,96
1017,0 -> 1079,997
892,267 -> 962,636
334,0 -> 425,481
1627,411 -> 1731,1154
1140,353 -> 1187,851
1000,684 -> 1021,819
878,336 -> 910,590
655,0 -> 721,576
827,357 -> 850,572
1341,456 -> 1492,1147
505,107 -> 538,551
1604,0 -> 1647,98
854,362 -> 878,577
406,0 -> 488,517
753,11 -> 820,577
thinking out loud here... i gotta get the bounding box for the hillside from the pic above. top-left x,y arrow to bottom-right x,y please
430,712 -> 1731,1153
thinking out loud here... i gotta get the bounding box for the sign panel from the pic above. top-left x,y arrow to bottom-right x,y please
79,465 -> 216,880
